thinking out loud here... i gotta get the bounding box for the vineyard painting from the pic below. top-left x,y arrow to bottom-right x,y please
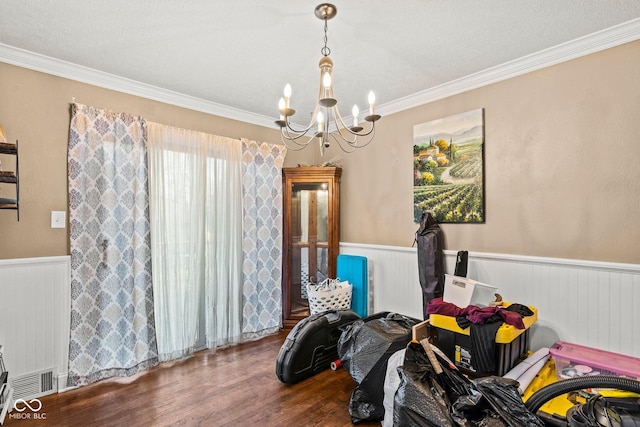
413,108 -> 485,223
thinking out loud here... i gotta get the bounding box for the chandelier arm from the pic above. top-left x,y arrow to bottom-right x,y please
280,128 -> 319,150
326,131 -> 357,154
329,120 -> 360,145
330,130 -> 379,153
309,105 -> 376,150
334,125 -> 377,151
349,125 -> 376,148
320,107 -> 359,146
349,122 -> 375,138
283,127 -> 318,145
281,113 -> 321,145
331,105 -> 357,135
336,128 -> 359,145
282,123 -> 314,142
329,105 -> 376,138
281,99 -> 321,135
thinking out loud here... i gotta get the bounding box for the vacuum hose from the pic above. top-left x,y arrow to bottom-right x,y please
525,375 -> 640,415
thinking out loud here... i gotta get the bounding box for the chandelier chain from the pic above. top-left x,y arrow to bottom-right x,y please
321,19 -> 331,57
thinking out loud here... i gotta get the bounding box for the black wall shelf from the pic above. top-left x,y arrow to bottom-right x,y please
0,140 -> 20,221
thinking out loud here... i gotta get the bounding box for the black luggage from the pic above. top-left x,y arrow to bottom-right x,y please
276,309 -> 360,384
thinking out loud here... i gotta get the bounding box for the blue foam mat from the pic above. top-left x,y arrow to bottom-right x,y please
337,254 -> 368,317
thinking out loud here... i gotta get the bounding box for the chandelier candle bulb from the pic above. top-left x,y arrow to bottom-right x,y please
284,84 -> 292,109
323,72 -> 331,88
368,91 -> 376,115
322,72 -> 332,100
352,105 -> 359,127
317,111 -> 324,132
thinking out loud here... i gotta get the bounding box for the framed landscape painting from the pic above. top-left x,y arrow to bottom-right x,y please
413,108 -> 485,223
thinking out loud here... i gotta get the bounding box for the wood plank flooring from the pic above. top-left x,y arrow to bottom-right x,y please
3,331 -> 381,427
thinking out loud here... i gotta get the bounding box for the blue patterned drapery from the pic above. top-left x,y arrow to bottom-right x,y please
241,139 -> 287,339
67,103 -> 158,386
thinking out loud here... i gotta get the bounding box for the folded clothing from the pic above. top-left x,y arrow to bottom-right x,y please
427,297 -> 533,329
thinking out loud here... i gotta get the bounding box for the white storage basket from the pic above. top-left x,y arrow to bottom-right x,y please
307,278 -> 352,315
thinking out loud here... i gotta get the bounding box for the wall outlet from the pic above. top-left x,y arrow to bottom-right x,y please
51,211 -> 66,229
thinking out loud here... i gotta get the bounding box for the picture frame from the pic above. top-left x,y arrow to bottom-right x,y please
413,108 -> 485,223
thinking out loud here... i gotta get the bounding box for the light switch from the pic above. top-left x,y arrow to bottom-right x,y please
51,211 -> 66,229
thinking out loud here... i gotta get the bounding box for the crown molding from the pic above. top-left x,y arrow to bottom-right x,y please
378,17 -> 640,117
0,43 -> 276,128
2,17 -> 640,126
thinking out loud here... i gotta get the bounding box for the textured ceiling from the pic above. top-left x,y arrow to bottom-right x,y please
1,1 -> 640,126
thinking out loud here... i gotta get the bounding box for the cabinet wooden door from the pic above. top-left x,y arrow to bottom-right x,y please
282,167 -> 341,327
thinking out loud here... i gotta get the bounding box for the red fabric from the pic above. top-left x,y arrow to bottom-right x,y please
427,297 -> 526,329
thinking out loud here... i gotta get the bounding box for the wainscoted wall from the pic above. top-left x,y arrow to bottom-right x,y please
340,243 -> 640,358
0,256 -> 71,393
1,249 -> 638,397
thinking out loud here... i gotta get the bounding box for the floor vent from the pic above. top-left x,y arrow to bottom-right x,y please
11,368 -> 57,400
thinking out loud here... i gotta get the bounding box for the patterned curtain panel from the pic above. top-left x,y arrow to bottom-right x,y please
241,139 -> 287,339
67,103 -> 158,386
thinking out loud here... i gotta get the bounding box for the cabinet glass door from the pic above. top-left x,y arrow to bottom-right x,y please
290,182 -> 329,315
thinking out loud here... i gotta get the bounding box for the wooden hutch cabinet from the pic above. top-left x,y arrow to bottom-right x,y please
281,166 -> 341,327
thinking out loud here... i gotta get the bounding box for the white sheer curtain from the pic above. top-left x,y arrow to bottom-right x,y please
147,123 -> 243,361
204,134 -> 244,348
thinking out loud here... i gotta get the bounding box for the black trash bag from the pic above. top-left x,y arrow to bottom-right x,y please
451,393 -> 508,427
393,341 -> 466,427
338,312 -> 420,423
393,342 -> 543,427
464,376 -> 544,427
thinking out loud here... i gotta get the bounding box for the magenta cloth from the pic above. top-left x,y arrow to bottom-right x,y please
427,297 -> 526,329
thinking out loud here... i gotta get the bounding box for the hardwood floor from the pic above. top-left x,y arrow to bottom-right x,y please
3,331 -> 381,427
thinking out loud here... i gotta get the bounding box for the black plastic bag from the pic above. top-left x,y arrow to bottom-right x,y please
338,312 -> 420,423
466,376 -> 544,427
393,341 -> 463,426
393,342 -> 543,427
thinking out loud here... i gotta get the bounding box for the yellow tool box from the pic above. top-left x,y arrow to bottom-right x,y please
429,305 -> 537,377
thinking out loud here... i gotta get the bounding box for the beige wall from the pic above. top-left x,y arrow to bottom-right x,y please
2,39 -> 639,263
0,63 -> 309,259
325,40 -> 640,264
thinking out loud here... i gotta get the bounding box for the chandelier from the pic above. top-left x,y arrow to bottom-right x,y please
276,3 -> 381,156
